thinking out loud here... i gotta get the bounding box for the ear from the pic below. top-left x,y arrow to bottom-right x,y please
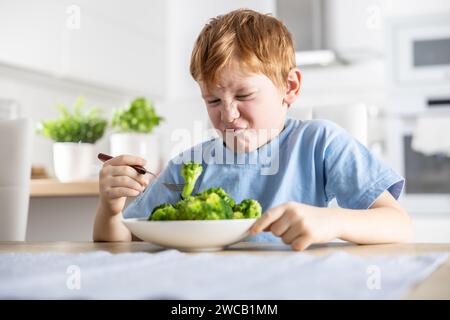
283,68 -> 301,106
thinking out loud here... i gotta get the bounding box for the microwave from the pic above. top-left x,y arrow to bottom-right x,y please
386,13 -> 450,88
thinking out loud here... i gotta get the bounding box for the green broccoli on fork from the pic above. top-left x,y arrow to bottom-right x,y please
181,162 -> 203,198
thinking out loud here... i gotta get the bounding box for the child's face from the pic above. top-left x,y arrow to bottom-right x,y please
199,62 -> 288,153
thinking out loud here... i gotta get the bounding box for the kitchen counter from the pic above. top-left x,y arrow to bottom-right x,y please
0,242 -> 449,299
30,179 -> 99,197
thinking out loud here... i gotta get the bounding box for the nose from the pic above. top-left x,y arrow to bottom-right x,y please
220,101 -> 240,123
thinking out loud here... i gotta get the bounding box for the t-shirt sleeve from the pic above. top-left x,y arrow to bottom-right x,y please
322,121 -> 405,209
122,160 -> 183,219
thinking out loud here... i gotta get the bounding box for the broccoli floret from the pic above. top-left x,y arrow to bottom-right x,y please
231,211 -> 245,219
149,203 -> 177,221
174,196 -> 203,220
181,162 -> 203,198
196,187 -> 235,207
232,199 -> 262,219
198,192 -> 233,220
174,192 -> 233,220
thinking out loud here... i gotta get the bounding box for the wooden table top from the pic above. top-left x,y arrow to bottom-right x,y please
1,241 -> 449,299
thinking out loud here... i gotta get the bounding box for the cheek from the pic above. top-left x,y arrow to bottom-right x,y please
241,96 -> 283,129
206,106 -> 221,128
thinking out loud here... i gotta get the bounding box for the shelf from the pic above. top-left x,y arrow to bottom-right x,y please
30,178 -> 99,197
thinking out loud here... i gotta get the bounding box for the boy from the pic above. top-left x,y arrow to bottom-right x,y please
93,9 -> 412,250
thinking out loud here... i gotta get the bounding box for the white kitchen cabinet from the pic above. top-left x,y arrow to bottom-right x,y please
0,1 -> 64,75
411,213 -> 450,243
61,4 -> 165,97
0,0 -> 166,97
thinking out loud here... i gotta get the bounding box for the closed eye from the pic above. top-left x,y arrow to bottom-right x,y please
236,93 -> 254,100
207,99 -> 220,105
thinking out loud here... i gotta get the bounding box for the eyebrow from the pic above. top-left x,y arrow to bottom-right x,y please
201,87 -> 257,99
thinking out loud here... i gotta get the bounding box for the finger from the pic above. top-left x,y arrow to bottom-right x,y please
103,154 -> 146,167
269,213 -> 293,237
281,221 -> 304,244
291,235 -> 312,251
250,204 -> 286,235
109,176 -> 145,193
104,187 -> 141,199
107,166 -> 149,186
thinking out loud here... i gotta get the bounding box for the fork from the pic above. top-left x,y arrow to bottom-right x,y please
97,153 -> 185,192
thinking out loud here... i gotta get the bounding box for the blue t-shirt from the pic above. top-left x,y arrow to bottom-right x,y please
123,117 -> 404,243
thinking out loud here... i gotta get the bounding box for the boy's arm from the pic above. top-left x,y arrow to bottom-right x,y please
92,155 -> 149,242
93,204 -> 132,242
251,191 -> 413,250
335,190 -> 413,244
93,204 -> 143,242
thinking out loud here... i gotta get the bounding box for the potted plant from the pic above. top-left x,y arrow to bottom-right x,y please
37,97 -> 107,182
110,97 -> 163,172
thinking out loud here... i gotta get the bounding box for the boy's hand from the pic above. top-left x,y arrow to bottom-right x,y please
98,154 -> 150,216
249,202 -> 341,251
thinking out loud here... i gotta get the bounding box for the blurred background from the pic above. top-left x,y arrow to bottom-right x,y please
0,0 -> 449,242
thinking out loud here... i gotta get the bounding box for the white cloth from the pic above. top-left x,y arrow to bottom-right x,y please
0,250 -> 447,299
412,116 -> 450,156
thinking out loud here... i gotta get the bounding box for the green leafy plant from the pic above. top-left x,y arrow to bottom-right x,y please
36,97 -> 107,144
112,97 -> 163,133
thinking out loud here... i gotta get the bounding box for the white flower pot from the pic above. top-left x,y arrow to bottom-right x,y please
53,142 -> 94,182
110,133 -> 160,172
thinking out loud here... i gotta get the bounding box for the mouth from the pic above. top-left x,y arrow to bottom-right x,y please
224,128 -> 247,136
224,126 -> 247,131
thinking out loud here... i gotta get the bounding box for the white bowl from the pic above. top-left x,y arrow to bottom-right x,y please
122,218 -> 257,252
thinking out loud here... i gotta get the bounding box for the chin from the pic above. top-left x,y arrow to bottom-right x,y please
223,131 -> 267,153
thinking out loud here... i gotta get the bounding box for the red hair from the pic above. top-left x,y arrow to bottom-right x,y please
190,8 -> 296,90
